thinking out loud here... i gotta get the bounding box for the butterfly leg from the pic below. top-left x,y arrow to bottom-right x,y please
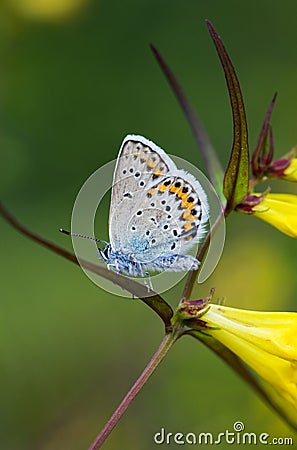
135,262 -> 153,291
143,271 -> 153,292
107,263 -> 120,274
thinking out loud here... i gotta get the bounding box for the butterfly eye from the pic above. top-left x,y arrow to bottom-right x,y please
161,200 -> 166,205
165,206 -> 171,211
163,224 -> 169,230
122,169 -> 127,175
150,202 -> 155,207
129,168 -> 134,173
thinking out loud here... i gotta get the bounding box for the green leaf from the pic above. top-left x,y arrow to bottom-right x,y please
206,21 -> 249,214
150,44 -> 225,204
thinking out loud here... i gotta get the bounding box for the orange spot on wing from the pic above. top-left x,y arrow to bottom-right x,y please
183,209 -> 197,221
159,183 -> 170,192
183,222 -> 197,241
147,159 -> 157,169
183,222 -> 192,232
181,198 -> 195,208
148,187 -> 157,197
170,184 -> 181,195
177,190 -> 188,199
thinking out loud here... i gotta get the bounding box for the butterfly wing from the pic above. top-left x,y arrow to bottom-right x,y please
109,135 -> 209,269
109,135 -> 176,250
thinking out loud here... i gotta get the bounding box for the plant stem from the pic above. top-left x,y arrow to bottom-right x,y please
182,208 -> 224,300
88,329 -> 180,449
0,202 -> 173,327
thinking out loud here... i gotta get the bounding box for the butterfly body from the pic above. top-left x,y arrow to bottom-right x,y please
99,242 -> 199,277
98,135 -> 209,280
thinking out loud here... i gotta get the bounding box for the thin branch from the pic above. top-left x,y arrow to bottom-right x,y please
181,207 -> 224,300
88,331 -> 179,449
150,44 -> 224,201
0,202 -> 173,328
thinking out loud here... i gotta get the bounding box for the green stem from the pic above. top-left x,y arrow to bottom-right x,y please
88,328 -> 181,449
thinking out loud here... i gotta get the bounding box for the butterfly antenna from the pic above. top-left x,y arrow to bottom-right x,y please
59,228 -> 106,244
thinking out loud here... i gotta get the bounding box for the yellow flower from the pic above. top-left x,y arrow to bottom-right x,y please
263,148 -> 296,180
283,158 -> 297,182
237,192 -> 297,238
201,304 -> 297,411
251,193 -> 297,238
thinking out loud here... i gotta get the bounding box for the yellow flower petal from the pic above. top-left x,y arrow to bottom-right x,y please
252,193 -> 297,238
283,158 -> 297,182
202,304 -> 297,409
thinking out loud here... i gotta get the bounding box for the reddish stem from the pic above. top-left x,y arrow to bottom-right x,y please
88,331 -> 178,449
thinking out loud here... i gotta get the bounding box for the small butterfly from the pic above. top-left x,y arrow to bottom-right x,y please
61,135 -> 209,287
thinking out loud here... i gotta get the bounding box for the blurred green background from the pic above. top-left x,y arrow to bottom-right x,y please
1,0 -> 297,449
